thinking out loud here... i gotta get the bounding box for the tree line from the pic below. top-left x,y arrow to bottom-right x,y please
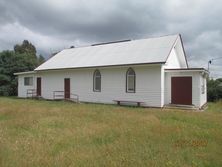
0,40 -> 45,96
207,78 -> 222,102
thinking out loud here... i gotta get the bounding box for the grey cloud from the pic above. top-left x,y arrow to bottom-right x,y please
0,0 -> 221,78
0,0 -> 167,41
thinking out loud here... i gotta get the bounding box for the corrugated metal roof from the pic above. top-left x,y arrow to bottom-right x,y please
35,34 -> 179,71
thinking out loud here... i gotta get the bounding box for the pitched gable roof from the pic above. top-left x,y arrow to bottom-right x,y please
35,34 -> 179,71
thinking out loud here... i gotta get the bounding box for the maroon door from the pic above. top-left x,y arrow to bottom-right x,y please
171,77 -> 192,105
64,78 -> 70,99
37,77 -> 41,96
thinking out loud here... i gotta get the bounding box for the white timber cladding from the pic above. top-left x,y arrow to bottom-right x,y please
18,74 -> 36,97
165,37 -> 188,69
165,48 -> 181,68
161,45 -> 185,107
164,71 -> 203,108
200,74 -> 207,107
173,38 -> 188,68
161,65 -> 165,107
37,65 -> 162,107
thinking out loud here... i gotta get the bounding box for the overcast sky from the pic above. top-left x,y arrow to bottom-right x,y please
0,0 -> 222,78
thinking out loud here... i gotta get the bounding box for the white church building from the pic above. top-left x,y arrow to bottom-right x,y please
15,34 -> 208,109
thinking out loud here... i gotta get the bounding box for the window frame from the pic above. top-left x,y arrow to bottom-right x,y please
93,69 -> 101,92
126,68 -> 136,93
24,77 -> 33,86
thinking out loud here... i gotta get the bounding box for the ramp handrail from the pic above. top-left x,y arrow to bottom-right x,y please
70,93 -> 79,103
26,89 -> 37,98
53,91 -> 64,100
53,91 -> 79,103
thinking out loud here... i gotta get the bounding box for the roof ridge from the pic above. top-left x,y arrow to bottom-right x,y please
64,34 -> 179,50
132,33 -> 179,41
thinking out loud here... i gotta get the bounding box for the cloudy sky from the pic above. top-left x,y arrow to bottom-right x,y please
0,0 -> 222,78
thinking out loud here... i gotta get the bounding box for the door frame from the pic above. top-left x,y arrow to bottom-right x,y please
64,78 -> 70,99
37,77 -> 41,96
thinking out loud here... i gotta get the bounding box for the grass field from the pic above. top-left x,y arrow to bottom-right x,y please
0,97 -> 222,167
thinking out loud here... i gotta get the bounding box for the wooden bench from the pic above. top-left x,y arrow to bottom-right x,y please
113,100 -> 144,107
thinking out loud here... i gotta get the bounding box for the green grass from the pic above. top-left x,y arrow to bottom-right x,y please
0,97 -> 222,167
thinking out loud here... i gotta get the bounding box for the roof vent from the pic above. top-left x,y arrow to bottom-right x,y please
91,39 -> 131,46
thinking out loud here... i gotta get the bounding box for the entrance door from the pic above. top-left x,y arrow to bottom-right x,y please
171,77 -> 192,105
37,77 -> 41,96
64,78 -> 70,99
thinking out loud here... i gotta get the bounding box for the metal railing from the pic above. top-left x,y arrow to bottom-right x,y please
70,93 -> 79,103
53,91 -> 64,100
26,89 -> 37,98
53,91 -> 79,103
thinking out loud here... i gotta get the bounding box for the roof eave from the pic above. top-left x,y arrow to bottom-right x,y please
179,34 -> 189,68
14,71 -> 36,75
165,68 -> 209,74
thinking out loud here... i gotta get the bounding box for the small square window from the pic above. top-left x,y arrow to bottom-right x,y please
24,77 -> 33,86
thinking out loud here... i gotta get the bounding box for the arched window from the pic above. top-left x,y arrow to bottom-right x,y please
93,70 -> 101,92
126,68 -> 136,93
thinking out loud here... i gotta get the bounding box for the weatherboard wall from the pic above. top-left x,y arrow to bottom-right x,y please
165,48 -> 181,68
164,71 -> 202,108
199,74 -> 207,107
161,46 -> 185,107
18,74 -> 36,98
35,65 -> 162,107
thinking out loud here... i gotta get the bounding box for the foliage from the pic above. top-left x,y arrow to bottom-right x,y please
38,54 -> 45,65
0,40 -> 45,96
14,40 -> 36,56
207,78 -> 222,102
0,97 -> 222,166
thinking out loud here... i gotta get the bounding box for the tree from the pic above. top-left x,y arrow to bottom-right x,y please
14,40 -> 36,56
14,40 -> 38,66
0,51 -> 17,95
0,40 -> 40,96
207,78 -> 222,102
38,54 -> 45,65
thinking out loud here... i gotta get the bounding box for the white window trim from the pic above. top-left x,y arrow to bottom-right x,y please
24,77 -> 33,86
93,70 -> 101,92
126,68 -> 136,93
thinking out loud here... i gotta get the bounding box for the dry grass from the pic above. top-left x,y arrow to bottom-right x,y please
0,97 -> 222,167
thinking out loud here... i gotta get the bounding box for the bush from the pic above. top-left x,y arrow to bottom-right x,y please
0,40 -> 44,96
207,78 -> 222,102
